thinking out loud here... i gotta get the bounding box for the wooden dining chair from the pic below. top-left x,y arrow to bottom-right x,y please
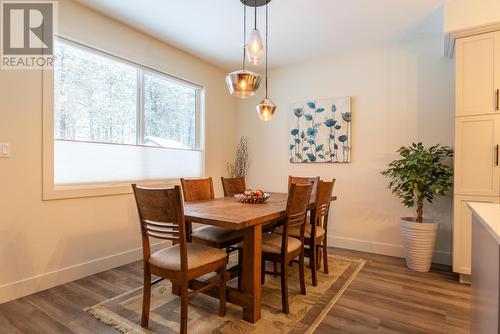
260,183 -> 314,314
221,176 -> 246,196
132,184 -> 227,334
288,176 -> 320,201
180,178 -> 243,250
282,179 -> 335,286
312,180 -> 335,274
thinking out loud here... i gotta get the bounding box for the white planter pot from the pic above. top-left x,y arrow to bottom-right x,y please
399,217 -> 439,272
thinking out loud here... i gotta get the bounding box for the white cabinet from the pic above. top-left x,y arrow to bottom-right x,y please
453,195 -> 499,275
454,31 -> 500,276
454,115 -> 500,197
456,32 -> 500,117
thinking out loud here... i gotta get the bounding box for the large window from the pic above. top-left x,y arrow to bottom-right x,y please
55,41 -> 199,149
52,39 -> 203,186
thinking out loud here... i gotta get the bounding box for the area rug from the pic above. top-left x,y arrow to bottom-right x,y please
85,254 -> 365,334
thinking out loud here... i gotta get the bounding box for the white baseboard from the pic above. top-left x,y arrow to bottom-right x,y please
0,236 -> 451,304
0,241 -> 168,304
329,235 -> 451,265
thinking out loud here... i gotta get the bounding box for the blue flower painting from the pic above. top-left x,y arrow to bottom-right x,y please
289,97 -> 351,163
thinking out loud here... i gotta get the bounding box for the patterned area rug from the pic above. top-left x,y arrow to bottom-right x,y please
85,254 -> 365,333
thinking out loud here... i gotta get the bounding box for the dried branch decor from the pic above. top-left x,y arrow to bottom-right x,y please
227,137 -> 250,178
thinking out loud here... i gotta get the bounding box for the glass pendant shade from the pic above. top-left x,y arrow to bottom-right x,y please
225,69 -> 261,98
247,29 -> 264,65
256,98 -> 277,121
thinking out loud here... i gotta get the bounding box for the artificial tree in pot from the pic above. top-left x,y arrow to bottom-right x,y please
381,143 -> 453,272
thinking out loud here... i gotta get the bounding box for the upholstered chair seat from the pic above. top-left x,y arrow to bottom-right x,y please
191,226 -> 243,244
261,233 -> 302,254
276,223 -> 326,240
149,243 -> 227,271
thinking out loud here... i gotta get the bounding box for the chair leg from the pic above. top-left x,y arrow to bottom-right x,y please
299,249 -> 306,295
310,238 -> 318,287
180,283 -> 189,334
317,245 -> 322,271
280,261 -> 289,314
237,248 -> 243,291
323,238 -> 329,274
316,245 -> 321,268
219,267 -> 227,317
141,270 -> 151,328
186,222 -> 193,243
273,262 -> 278,277
261,259 -> 266,284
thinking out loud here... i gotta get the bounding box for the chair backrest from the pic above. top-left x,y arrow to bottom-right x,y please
288,176 -> 320,202
221,177 -> 246,196
132,184 -> 188,271
314,179 -> 336,232
281,183 -> 314,254
180,177 -> 215,202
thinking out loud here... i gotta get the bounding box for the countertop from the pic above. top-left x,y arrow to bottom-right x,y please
468,202 -> 500,244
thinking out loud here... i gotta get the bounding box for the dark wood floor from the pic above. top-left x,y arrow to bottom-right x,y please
0,248 -> 470,334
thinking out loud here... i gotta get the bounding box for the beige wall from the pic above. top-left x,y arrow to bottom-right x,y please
0,0 -> 236,303
444,0 -> 500,32
236,36 -> 454,263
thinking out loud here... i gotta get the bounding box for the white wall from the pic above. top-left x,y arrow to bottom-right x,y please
444,0 -> 500,32
0,0 -> 236,303
236,36 -> 454,264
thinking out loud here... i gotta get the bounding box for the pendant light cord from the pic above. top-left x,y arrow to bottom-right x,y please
254,0 -> 257,29
265,1 -> 269,98
242,2 -> 247,70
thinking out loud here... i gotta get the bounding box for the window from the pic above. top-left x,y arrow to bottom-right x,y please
51,39 -> 203,187
144,72 -> 197,149
54,43 -> 137,145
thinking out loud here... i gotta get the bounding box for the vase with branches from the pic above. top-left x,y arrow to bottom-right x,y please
381,142 -> 453,272
227,137 -> 250,178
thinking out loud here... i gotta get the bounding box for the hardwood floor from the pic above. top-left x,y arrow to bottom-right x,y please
316,249 -> 471,334
0,248 -> 470,333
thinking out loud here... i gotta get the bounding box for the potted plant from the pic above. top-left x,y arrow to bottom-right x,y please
381,143 -> 453,272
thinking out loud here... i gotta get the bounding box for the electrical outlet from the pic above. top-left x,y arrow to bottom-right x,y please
0,143 -> 10,158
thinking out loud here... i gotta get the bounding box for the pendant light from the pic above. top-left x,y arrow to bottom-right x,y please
247,0 -> 264,65
225,2 -> 261,98
256,2 -> 276,121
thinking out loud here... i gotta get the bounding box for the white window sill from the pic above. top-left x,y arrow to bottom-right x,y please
43,179 -> 180,201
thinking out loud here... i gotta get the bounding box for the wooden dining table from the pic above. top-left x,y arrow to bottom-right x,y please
183,192 -> 337,323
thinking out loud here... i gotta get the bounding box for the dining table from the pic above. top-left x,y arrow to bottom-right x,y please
183,191 -> 337,323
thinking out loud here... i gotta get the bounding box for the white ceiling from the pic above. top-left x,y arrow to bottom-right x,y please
74,0 -> 445,70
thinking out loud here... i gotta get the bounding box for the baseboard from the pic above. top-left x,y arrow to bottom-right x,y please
0,236 -> 452,304
329,235 -> 451,265
0,241 -> 168,304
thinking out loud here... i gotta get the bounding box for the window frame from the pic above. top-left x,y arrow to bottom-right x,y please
43,36 -> 206,200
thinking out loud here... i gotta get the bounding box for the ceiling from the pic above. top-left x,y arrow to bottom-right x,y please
74,0 -> 445,70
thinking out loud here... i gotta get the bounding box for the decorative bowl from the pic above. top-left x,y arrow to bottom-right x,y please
234,192 -> 270,204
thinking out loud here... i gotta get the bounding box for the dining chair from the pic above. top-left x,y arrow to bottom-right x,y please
180,178 -> 243,250
312,180 -> 335,275
132,184 -> 227,334
259,182 -> 314,314
288,176 -> 320,202
221,176 -> 246,196
280,179 -> 335,286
